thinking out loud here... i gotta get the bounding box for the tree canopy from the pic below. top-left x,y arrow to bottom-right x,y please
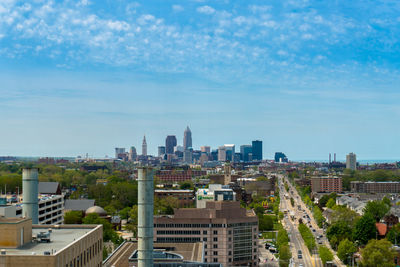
361,239 -> 396,267
352,213 -> 377,245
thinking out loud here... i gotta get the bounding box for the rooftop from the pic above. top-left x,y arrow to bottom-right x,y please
2,225 -> 101,256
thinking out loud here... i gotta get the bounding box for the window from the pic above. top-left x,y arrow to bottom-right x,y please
228,230 -> 232,234
229,258 -> 232,262
228,237 -> 231,241
205,251 -> 208,255
205,258 -> 207,262
213,244 -> 218,248
213,251 -> 218,255
205,244 -> 207,249
213,258 -> 218,262
228,251 -> 232,255
213,237 -> 218,242
203,230 -> 207,235
254,248 -> 257,252
203,237 -> 207,241
213,230 -> 218,235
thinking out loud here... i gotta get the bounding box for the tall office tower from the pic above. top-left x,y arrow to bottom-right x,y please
115,147 -> 125,159
329,153 -> 332,164
200,146 -> 211,154
129,146 -> 137,161
240,145 -> 252,162
158,146 -> 166,157
165,135 -> 177,154
218,146 -> 227,161
252,140 -> 263,160
224,144 -> 235,161
346,152 -> 357,170
274,152 -> 288,163
183,149 -> 193,164
142,135 -> 147,156
183,126 -> 192,150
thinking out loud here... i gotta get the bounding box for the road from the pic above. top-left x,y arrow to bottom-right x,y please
281,175 -> 345,267
279,176 -> 323,267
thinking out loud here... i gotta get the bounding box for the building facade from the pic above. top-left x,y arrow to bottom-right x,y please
183,126 -> 192,150
154,202 -> 259,266
351,181 -> 400,193
240,145 -> 252,162
196,184 -> 236,208
346,152 -> 357,170
155,190 -> 195,207
142,136 -> 147,156
166,135 -> 177,154
251,140 -> 262,161
311,177 -> 342,193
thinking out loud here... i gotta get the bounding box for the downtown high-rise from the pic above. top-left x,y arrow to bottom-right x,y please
165,135 -> 177,154
183,126 -> 192,150
251,140 -> 262,160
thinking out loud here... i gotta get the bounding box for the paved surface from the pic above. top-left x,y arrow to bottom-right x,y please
279,176 -> 323,267
258,239 -> 279,267
282,176 -> 345,267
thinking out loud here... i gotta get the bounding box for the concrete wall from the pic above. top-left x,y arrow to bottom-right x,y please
0,219 -> 32,248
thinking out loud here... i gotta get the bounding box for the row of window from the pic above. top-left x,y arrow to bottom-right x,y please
65,239 -> 102,267
156,237 -> 201,243
156,230 -> 200,235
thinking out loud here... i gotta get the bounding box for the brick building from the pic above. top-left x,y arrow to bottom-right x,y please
311,176 -> 342,193
156,169 -> 206,182
351,181 -> 400,194
155,189 -> 195,207
154,201 -> 259,266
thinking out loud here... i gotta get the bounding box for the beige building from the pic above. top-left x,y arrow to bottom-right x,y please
154,201 -> 259,266
311,176 -> 342,193
0,217 -> 103,267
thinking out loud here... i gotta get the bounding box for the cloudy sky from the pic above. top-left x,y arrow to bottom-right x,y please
0,0 -> 399,160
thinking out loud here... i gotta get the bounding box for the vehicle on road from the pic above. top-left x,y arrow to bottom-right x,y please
298,250 -> 302,259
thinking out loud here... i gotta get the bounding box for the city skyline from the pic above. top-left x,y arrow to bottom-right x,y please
0,1 -> 399,160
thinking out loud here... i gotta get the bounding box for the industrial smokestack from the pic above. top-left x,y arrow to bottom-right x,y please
329,153 -> 331,164
334,153 -> 336,162
22,168 -> 39,224
137,167 -> 154,267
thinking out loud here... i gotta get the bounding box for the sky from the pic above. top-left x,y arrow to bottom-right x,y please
0,0 -> 399,160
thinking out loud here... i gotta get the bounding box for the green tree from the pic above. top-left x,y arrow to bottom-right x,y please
327,221 -> 353,248
126,205 -> 138,237
83,213 -> 123,245
361,239 -> 396,267
119,207 -> 131,220
179,181 -> 193,189
64,211 -> 83,224
318,245 -> 333,265
352,213 -> 377,245
387,223 -> 400,245
363,200 -> 390,222
278,244 -> 291,267
331,205 -> 360,227
337,239 -> 357,265
276,228 -> 290,250
318,193 -> 337,208
326,198 -> 336,209
298,223 -> 316,252
259,215 -> 274,231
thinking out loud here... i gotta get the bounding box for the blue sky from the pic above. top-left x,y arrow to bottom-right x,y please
0,0 -> 399,160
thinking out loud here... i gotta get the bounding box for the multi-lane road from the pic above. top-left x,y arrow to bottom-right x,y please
280,175 -> 345,267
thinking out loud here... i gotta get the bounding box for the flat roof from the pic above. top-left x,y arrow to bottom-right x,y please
2,225 -> 100,256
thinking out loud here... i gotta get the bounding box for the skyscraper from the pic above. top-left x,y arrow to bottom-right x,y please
115,147 -> 125,159
165,135 -> 177,154
129,146 -> 137,161
183,126 -> 192,150
252,140 -> 262,160
346,152 -> 357,170
240,145 -> 252,162
142,135 -> 147,156
158,146 -> 166,157
200,146 -> 211,154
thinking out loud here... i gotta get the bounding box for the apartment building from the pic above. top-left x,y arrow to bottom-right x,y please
351,181 -> 400,194
154,201 -> 259,266
311,176 -> 342,193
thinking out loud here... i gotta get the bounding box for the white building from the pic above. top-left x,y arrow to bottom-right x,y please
196,184 -> 236,208
346,152 -> 357,170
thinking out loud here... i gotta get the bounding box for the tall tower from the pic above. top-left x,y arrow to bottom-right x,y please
165,135 -> 177,154
142,136 -> 147,156
22,168 -> 39,224
137,167 -> 154,267
346,153 -> 357,170
252,140 -> 263,161
183,126 -> 192,150
129,146 -> 137,161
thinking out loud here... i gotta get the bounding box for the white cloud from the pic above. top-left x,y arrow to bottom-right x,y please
172,5 -> 184,12
197,5 -> 215,15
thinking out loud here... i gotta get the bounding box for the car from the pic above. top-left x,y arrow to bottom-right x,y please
312,229 -> 316,232
299,264 -> 304,267
298,253 -> 302,259
269,247 -> 278,253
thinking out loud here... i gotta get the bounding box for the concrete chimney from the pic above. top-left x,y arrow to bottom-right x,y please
334,153 -> 336,162
329,153 -> 331,164
137,167 -> 154,267
22,168 -> 39,224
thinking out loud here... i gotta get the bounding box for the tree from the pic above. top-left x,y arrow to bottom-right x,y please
259,215 -> 274,231
83,213 -> 123,245
363,200 -> 390,222
179,181 -> 193,189
361,239 -> 396,267
318,193 -> 337,208
337,239 -> 357,265
64,211 -> 83,224
387,223 -> 400,245
326,198 -> 336,209
352,213 -> 377,245
278,244 -> 291,267
318,245 -> 333,265
119,207 -> 131,220
327,221 -> 353,248
276,228 -> 289,250
331,205 -> 360,228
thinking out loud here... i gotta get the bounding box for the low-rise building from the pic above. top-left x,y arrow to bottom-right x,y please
196,184 -> 236,208
154,201 -> 258,266
0,217 -> 103,267
351,181 -> 400,194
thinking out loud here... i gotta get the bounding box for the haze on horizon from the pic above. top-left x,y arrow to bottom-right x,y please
0,0 -> 399,160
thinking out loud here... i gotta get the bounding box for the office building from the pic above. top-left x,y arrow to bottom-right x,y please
240,145 -> 252,162
201,146 -> 211,154
351,181 -> 400,194
115,147 -> 125,159
218,146 -> 227,162
251,140 -> 262,161
183,150 -> 193,164
196,184 -> 236,208
311,176 -> 342,193
154,201 -> 258,266
129,146 -> 137,161
346,152 -> 357,170
224,144 -> 235,162
274,152 -> 288,163
158,146 -> 166,157
0,217 -> 103,267
183,126 -> 192,150
166,135 -> 177,154
174,145 -> 184,153
142,136 -> 147,156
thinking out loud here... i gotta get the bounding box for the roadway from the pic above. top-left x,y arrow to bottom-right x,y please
282,175 -> 345,267
278,176 -> 323,267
